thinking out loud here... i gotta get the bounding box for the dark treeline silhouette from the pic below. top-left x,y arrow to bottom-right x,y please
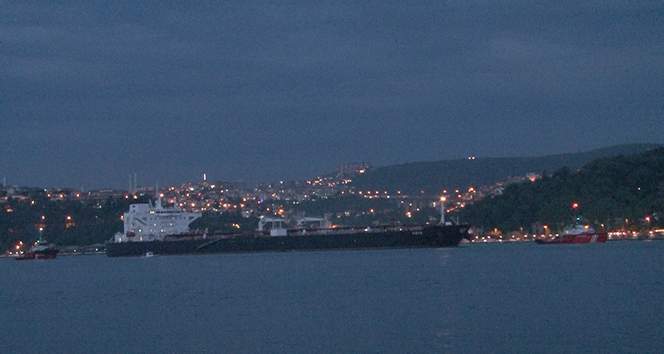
352,144 -> 658,194
0,195 -> 148,250
459,148 -> 664,233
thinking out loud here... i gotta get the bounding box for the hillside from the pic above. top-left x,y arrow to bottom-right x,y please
351,144 -> 659,194
458,148 -> 664,232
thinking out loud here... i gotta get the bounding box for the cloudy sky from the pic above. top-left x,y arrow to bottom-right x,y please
1,1 -> 663,188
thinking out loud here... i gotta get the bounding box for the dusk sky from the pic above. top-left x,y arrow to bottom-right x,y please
1,1 -> 663,188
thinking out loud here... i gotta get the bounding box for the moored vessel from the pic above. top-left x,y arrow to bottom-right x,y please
535,225 -> 607,245
106,199 -> 470,257
14,239 -> 59,260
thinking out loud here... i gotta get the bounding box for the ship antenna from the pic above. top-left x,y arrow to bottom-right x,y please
155,181 -> 161,208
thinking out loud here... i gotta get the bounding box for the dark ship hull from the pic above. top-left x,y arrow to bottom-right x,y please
106,224 -> 469,257
15,249 -> 59,260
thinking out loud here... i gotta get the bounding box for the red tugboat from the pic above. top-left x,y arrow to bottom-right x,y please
535,225 -> 608,244
14,239 -> 59,260
536,201 -> 607,244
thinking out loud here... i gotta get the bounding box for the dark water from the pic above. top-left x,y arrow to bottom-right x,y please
2,242 -> 663,353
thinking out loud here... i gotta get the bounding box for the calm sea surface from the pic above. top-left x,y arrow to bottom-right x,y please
1,241 -> 663,353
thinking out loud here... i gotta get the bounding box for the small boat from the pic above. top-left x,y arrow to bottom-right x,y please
144,251 -> 154,258
14,240 -> 59,260
535,225 -> 607,244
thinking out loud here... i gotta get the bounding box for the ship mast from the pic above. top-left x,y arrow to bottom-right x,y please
439,196 -> 447,225
155,182 -> 162,209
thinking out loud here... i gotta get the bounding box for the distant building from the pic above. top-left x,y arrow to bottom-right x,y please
337,162 -> 370,177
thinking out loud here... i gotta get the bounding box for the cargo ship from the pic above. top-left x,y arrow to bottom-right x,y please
535,225 -> 608,244
106,199 -> 469,257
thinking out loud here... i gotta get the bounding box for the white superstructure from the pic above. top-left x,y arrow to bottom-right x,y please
563,224 -> 595,235
257,216 -> 288,236
257,216 -> 332,236
114,199 -> 202,242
